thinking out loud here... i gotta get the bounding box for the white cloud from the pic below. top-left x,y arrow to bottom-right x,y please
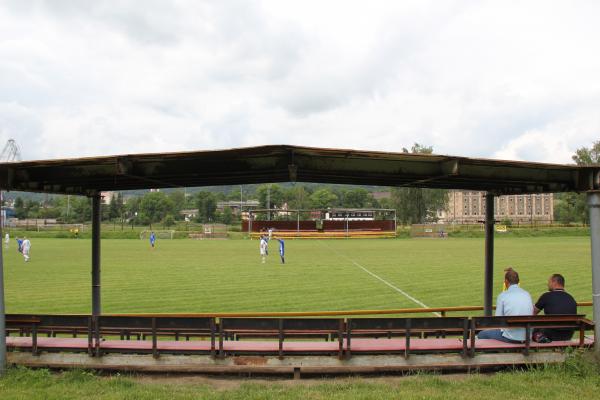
0,0 -> 599,162
494,106 -> 600,163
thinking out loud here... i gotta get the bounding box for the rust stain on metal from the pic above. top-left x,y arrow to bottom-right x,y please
233,356 -> 268,366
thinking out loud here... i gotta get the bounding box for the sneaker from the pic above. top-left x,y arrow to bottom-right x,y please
533,331 -> 552,343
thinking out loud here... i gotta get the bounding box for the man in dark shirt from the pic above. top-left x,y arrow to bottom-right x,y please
534,274 -> 577,341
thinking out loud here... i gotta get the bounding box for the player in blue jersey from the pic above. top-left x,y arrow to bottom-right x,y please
149,231 -> 156,248
276,237 -> 285,264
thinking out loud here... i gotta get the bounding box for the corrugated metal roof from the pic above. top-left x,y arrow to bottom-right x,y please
0,145 -> 597,196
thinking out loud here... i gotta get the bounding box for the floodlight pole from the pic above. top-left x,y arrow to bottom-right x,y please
0,190 -> 6,375
484,193 -> 495,316
248,212 -> 252,236
588,192 -> 600,354
91,194 -> 102,317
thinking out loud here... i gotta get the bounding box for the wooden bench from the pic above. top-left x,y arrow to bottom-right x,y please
219,318 -> 344,358
470,314 -> 592,356
346,317 -> 469,358
96,316 -> 216,358
6,314 -> 92,355
4,313 -> 595,360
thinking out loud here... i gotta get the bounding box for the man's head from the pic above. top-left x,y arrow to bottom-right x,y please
548,274 -> 565,291
504,267 -> 519,286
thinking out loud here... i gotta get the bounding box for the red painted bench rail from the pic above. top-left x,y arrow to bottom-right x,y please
7,336 -> 594,354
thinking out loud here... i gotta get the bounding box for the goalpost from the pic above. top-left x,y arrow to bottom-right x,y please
139,230 -> 175,240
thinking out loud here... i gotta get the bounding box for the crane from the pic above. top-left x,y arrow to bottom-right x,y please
0,138 -> 22,227
0,139 -> 22,162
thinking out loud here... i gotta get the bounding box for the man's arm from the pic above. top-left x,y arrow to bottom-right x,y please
495,294 -> 504,316
533,293 -> 546,315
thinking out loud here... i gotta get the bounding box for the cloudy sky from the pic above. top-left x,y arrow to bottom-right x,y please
0,0 -> 599,163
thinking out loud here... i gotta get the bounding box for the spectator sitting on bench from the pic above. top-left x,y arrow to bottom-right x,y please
478,267 -> 533,343
532,273 -> 577,342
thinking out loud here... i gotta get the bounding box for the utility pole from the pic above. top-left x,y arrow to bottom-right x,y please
267,185 -> 271,221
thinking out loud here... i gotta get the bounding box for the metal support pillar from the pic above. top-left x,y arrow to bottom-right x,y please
588,192 -> 600,354
92,194 -> 102,317
484,193 -> 495,316
0,198 -> 6,375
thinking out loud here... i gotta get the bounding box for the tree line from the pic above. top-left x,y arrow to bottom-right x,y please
553,140 -> 600,224
9,185 -> 393,226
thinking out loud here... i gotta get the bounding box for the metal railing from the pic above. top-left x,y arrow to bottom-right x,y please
106,302 -> 593,318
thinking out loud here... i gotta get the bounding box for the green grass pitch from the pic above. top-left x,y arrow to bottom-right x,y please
2,237 -> 592,315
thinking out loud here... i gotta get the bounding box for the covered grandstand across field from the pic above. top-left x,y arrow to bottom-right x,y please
0,144 -> 599,375
243,208 -> 397,238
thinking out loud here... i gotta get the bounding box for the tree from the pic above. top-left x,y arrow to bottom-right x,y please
168,190 -> 186,219
310,188 -> 338,209
162,214 -> 176,228
256,184 -> 285,209
554,195 -> 583,224
572,141 -> 600,165
196,191 -> 217,223
392,187 -> 447,224
108,193 -> 120,221
555,141 -> 600,224
285,185 -> 312,209
14,197 -> 26,219
391,143 -> 448,224
24,199 -> 40,219
220,207 -> 234,225
138,192 -> 174,224
71,197 -> 92,222
114,193 -> 125,223
340,188 -> 369,208
226,188 -> 242,202
126,196 -> 141,222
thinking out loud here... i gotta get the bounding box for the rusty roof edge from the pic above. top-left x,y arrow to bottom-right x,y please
0,144 -> 585,170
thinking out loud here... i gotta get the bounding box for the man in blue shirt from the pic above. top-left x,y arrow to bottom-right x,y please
276,237 -> 285,264
149,231 -> 156,248
478,267 -> 533,343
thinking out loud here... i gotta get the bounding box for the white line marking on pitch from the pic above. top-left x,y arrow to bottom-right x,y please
322,242 -> 440,316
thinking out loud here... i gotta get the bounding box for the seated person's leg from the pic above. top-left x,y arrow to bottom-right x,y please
477,329 -> 504,340
478,329 -> 523,343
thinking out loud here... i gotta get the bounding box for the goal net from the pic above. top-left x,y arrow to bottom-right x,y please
187,224 -> 228,239
139,230 -> 175,240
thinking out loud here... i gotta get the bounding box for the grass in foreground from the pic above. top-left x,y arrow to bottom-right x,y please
1,355 -> 600,400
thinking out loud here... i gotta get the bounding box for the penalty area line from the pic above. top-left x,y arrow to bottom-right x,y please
321,242 -> 440,317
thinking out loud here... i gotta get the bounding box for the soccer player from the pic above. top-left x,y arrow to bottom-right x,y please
276,237 -> 285,264
4,232 -> 9,249
260,235 -> 268,264
21,237 -> 31,262
149,231 -> 156,248
16,237 -> 23,253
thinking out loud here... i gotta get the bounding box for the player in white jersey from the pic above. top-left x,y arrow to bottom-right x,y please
22,237 -> 31,262
259,235 -> 268,263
